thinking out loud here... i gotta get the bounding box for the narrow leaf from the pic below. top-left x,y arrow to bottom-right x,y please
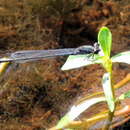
61,54 -> 102,70
111,51 -> 130,64
102,73 -> 115,112
119,91 -> 130,100
56,97 -> 106,129
98,27 -> 112,57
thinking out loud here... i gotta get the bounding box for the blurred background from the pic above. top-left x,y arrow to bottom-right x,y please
0,0 -> 130,129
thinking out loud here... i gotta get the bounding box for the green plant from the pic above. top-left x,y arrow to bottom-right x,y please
53,27 -> 130,130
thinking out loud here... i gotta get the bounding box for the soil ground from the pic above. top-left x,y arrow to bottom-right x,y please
0,0 -> 130,129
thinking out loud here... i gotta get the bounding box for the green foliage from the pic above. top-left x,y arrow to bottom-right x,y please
111,51 -> 130,64
119,91 -> 130,100
59,26 -> 130,129
56,114 -> 71,129
98,27 -> 112,58
62,27 -> 113,71
56,97 -> 106,129
102,72 -> 115,112
61,54 -> 102,70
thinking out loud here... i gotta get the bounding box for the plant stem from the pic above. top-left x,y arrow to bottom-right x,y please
103,110 -> 115,130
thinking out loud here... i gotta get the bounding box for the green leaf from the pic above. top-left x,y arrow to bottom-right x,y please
111,51 -> 130,64
61,54 -> 102,70
56,97 -> 106,129
98,27 -> 112,57
119,91 -> 130,100
102,73 -> 115,112
56,114 -> 71,129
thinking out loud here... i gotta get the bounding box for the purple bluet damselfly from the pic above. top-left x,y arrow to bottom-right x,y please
0,43 -> 100,63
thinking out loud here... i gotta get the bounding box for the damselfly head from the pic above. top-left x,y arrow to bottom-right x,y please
93,42 -> 100,54
74,43 -> 100,55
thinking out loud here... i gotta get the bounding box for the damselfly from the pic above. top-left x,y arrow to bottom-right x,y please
0,43 -> 100,63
